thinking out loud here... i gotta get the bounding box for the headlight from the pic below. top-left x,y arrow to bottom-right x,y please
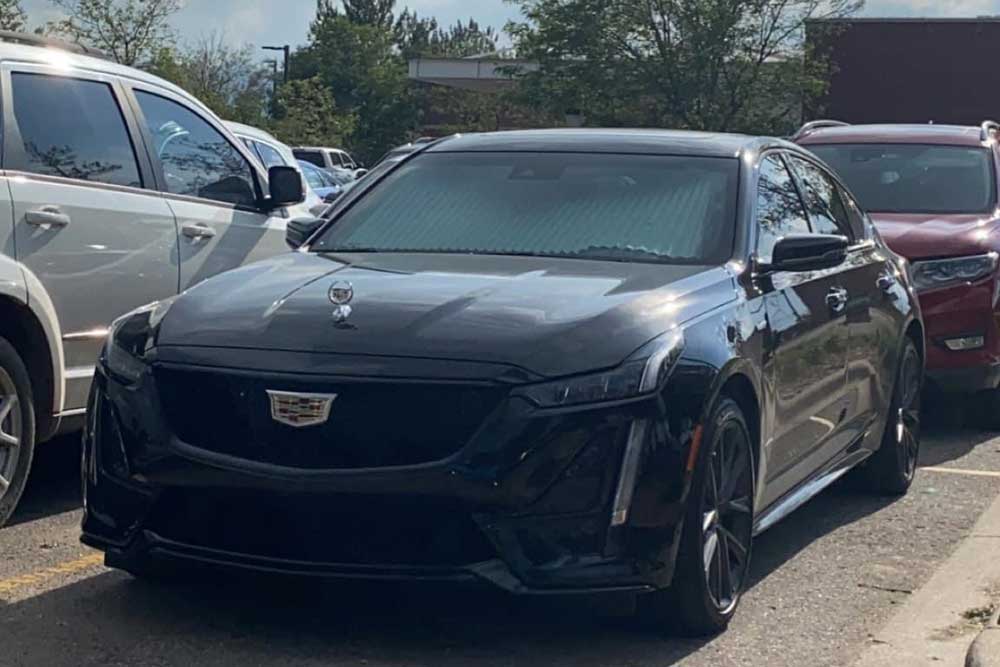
911,253 -> 998,292
104,297 -> 178,383
515,330 -> 684,408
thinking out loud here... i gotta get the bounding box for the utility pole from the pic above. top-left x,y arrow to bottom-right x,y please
262,44 -> 290,83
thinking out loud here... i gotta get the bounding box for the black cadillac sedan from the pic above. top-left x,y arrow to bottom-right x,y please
82,130 -> 923,636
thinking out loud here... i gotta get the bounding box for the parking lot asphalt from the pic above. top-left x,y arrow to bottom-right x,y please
2,415 -> 1000,667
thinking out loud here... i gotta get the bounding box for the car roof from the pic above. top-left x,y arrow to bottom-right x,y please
797,123 -> 987,147
294,146 -> 347,153
0,39 -> 210,115
224,121 -> 284,145
425,128 -> 783,158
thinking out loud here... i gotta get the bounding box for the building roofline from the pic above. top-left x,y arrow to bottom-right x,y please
809,16 -> 1000,24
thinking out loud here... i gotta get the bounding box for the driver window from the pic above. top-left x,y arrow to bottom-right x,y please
756,154 -> 811,263
134,90 -> 257,207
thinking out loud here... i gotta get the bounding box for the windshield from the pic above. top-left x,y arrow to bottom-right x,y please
807,143 -> 996,214
312,152 -> 738,264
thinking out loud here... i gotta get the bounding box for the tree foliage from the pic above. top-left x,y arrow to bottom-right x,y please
396,13 -> 500,59
148,34 -> 272,124
0,0 -> 25,31
509,0 -> 863,134
294,2 -> 416,162
338,0 -> 395,28
269,77 -> 356,147
48,0 -> 182,66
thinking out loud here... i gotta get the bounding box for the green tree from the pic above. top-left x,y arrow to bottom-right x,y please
339,0 -> 394,28
509,0 -> 863,134
269,77 -> 356,147
0,0 -> 26,31
431,19 -> 499,57
394,8 -> 437,61
47,0 -> 181,66
149,34 -> 271,124
295,3 -> 416,162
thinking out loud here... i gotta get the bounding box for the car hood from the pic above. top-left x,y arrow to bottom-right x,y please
871,212 -> 1000,260
157,252 -> 734,378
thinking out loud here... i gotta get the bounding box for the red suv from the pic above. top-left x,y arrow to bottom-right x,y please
797,121 -> 1000,423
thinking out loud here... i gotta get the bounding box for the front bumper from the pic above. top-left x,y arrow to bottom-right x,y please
919,278 -> 1000,392
81,350 -> 696,594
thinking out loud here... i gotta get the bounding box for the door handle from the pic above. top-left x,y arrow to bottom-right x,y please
25,206 -> 71,228
181,223 -> 216,240
826,287 -> 849,313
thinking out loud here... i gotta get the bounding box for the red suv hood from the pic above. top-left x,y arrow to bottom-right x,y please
871,213 -> 1000,260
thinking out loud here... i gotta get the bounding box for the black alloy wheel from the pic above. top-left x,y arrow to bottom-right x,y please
638,397 -> 755,636
859,337 -> 921,495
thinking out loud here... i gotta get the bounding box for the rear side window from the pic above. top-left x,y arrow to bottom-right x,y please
787,156 -> 852,239
756,154 -> 811,263
134,91 -> 257,207
9,73 -> 142,188
295,150 -> 325,168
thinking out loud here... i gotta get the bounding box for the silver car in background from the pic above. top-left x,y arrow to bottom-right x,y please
0,33 -> 305,527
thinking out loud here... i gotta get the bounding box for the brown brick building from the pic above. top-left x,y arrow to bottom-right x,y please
808,18 -> 1000,125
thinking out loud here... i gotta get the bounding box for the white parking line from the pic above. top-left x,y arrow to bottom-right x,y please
922,466 -> 1000,479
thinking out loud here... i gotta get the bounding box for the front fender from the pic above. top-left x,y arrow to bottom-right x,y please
612,300 -> 764,584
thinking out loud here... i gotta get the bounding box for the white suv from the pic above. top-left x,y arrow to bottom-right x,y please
293,146 -> 364,176
0,34 -> 306,526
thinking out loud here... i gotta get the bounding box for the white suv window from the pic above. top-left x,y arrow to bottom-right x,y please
134,90 -> 257,208
9,73 -> 142,188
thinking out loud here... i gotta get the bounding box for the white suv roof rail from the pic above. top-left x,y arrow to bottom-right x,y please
0,30 -> 109,60
792,119 -> 850,141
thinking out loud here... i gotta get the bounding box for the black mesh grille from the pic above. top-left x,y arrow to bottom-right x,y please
146,488 -> 497,566
155,366 -> 504,469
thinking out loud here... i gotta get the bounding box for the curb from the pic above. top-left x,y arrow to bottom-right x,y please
967,608 -> 1000,667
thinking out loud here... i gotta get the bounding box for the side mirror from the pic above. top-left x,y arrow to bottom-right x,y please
761,234 -> 848,273
267,166 -> 305,209
286,216 -> 325,249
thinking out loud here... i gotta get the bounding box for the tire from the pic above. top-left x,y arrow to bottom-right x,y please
859,337 -> 921,496
637,397 -> 755,636
0,336 -> 36,529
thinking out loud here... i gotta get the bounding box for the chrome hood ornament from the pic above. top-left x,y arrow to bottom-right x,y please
328,280 -> 354,323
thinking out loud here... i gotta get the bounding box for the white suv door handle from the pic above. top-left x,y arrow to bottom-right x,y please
181,223 -> 216,240
25,206 -> 71,228
826,287 -> 849,313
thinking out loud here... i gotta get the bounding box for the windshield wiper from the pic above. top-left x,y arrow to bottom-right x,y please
565,245 -> 682,263
316,246 -> 383,253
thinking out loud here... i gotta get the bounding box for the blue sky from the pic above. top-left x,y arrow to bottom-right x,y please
18,0 -> 1000,53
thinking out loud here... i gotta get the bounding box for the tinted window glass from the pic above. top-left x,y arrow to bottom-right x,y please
787,156 -> 852,238
756,155 -> 811,263
134,91 -> 256,207
294,150 -> 325,167
808,144 -> 996,214
841,189 -> 867,239
255,141 -> 287,169
10,73 -> 141,188
313,152 -> 739,264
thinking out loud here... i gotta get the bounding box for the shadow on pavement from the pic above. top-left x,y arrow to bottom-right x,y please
1,569 -> 710,666
8,434 -> 81,528
0,481 -> 914,666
